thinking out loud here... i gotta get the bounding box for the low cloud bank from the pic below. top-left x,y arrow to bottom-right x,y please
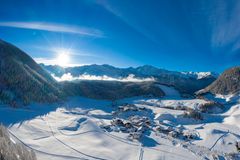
52,73 -> 155,82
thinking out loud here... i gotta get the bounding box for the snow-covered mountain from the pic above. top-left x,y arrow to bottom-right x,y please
197,66 -> 240,95
181,71 -> 218,80
41,64 -> 217,94
0,39 -> 63,106
41,64 -> 218,80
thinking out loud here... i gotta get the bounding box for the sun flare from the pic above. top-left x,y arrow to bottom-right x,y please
56,50 -> 70,66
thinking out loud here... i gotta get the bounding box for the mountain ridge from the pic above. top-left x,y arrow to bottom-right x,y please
40,63 -> 218,79
41,63 -> 217,94
0,39 -> 63,106
197,66 -> 240,95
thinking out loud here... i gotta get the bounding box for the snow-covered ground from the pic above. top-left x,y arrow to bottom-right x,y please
0,94 -> 240,160
157,84 -> 180,98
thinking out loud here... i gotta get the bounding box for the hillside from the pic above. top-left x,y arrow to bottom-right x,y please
197,66 -> 240,95
0,39 -> 63,105
61,80 -> 165,100
0,124 -> 36,160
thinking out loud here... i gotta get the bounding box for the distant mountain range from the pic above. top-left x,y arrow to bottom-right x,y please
41,64 -> 218,80
41,64 -> 218,94
1,39 -> 239,106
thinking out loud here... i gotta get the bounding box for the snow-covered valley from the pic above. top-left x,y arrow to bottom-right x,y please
2,1 -> 240,159
0,40 -> 239,159
1,89 -> 240,160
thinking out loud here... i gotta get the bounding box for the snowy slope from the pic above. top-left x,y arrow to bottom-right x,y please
0,99 -> 197,160
0,95 -> 239,160
157,84 -> 180,98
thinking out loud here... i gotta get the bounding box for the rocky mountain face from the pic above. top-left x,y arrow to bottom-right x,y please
41,64 -> 217,94
0,39 -> 63,106
197,67 -> 240,95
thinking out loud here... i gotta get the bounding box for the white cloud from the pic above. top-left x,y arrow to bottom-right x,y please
0,21 -> 103,37
52,73 -> 155,82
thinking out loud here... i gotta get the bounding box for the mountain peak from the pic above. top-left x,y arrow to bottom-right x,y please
181,71 -> 219,80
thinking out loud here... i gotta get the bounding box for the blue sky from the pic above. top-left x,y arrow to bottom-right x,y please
0,0 -> 240,72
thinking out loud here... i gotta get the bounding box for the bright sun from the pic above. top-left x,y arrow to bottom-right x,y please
56,50 -> 70,66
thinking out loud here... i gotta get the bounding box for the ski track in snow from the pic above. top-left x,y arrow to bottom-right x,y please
209,130 -> 229,151
8,129 -> 88,160
1,95 -> 240,160
44,117 -> 110,160
138,144 -> 144,160
52,110 -> 197,159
